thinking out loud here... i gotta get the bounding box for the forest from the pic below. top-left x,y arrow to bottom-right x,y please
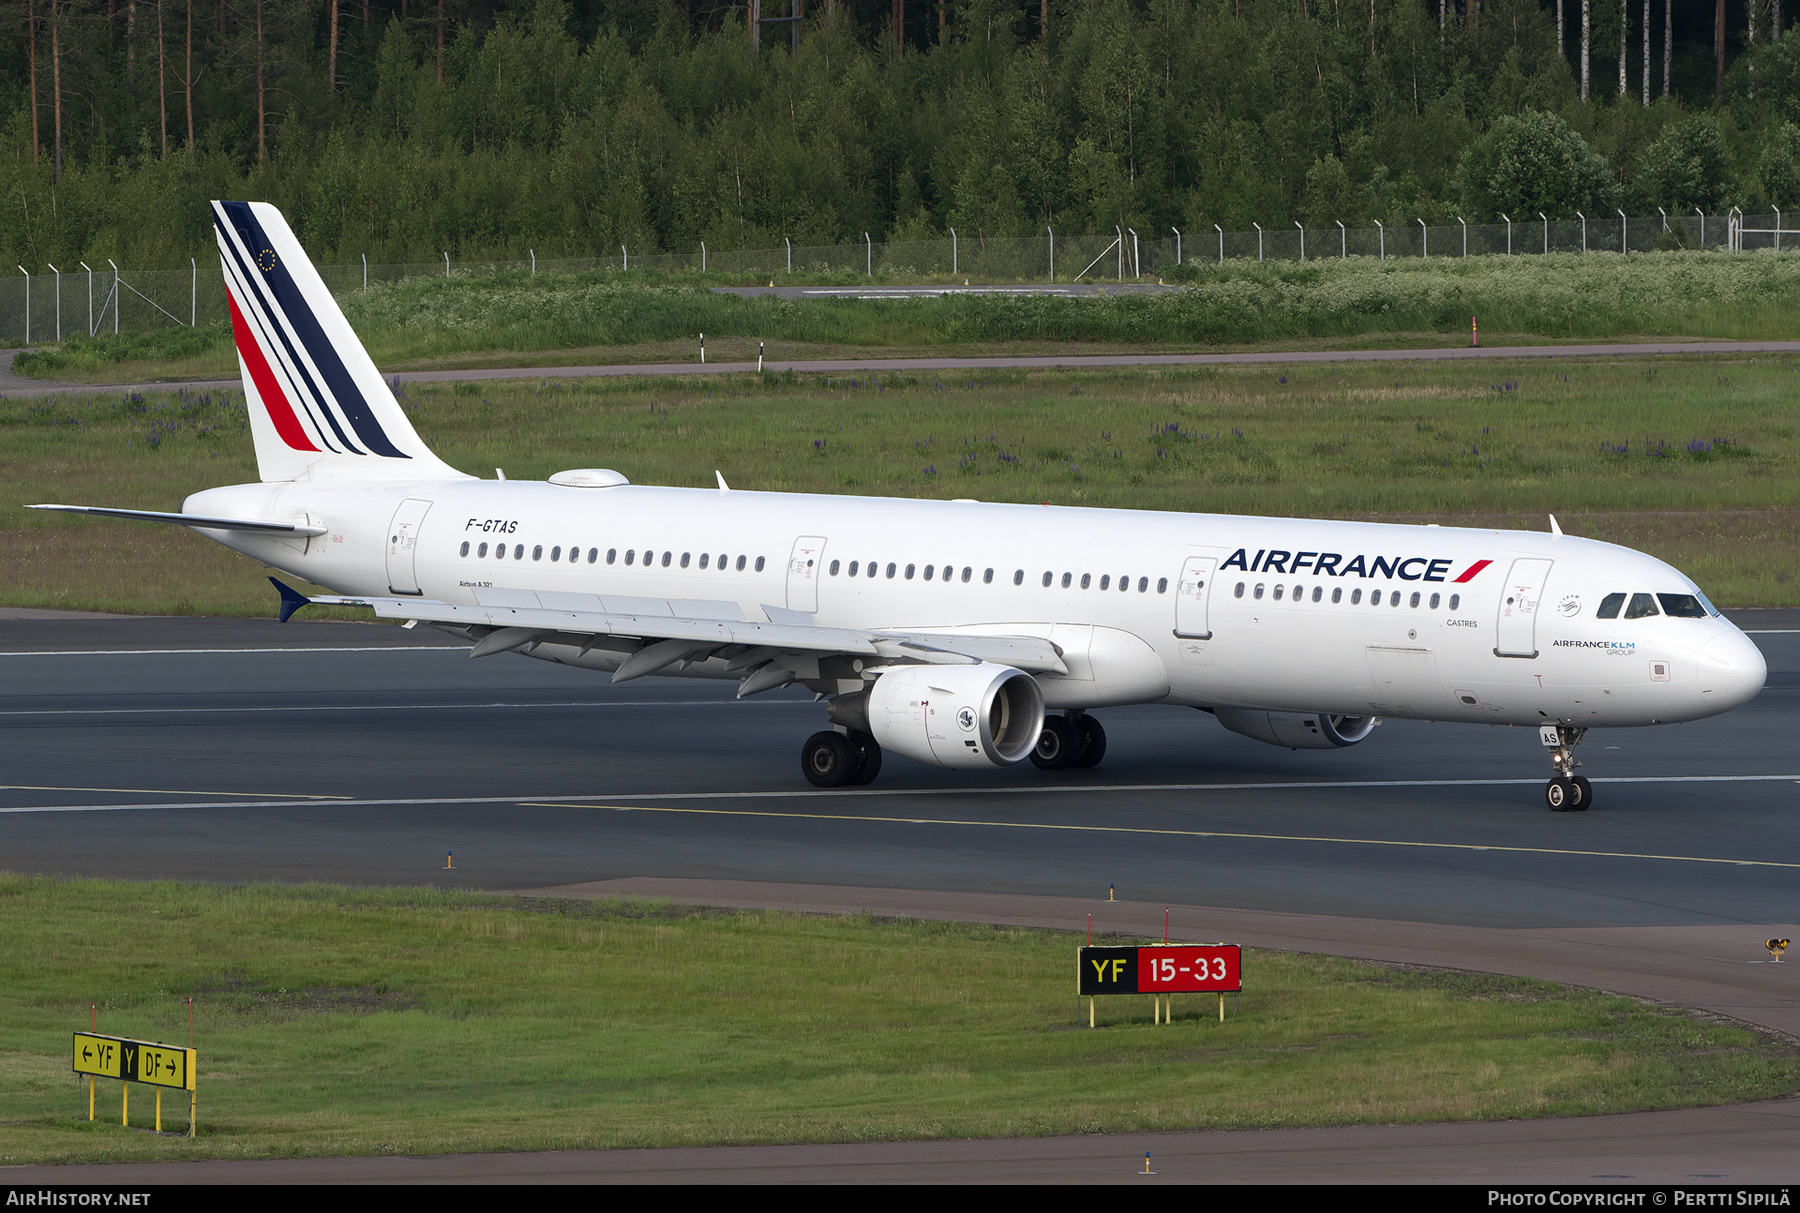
8,0 -> 1800,271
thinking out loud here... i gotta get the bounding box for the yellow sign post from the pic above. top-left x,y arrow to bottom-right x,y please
72,1032 -> 197,1136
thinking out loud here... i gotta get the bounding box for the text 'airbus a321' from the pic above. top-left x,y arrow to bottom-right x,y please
31,202 -> 1768,810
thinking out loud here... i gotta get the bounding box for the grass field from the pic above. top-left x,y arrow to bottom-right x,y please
0,876 -> 1793,1165
15,249 -> 1800,384
1,356 -> 1794,614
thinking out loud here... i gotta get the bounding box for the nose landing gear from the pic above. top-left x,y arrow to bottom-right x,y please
1540,724 -> 1592,812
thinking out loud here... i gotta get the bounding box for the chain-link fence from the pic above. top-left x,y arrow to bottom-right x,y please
1,212 -> 1788,347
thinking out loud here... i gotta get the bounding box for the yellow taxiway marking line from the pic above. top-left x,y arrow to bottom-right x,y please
517,802 -> 1800,871
0,784 -> 351,800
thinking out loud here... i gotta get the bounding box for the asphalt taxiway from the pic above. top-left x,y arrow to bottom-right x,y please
0,611 -> 1796,1182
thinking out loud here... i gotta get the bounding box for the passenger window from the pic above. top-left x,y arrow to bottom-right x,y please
1409,591 -> 1420,608
1429,592 -> 1439,609
1351,588 -> 1362,604
588,548 -> 598,563
607,549 -> 617,564
1100,575 -> 1111,590
756,556 -> 766,572
866,561 -> 877,578
1292,584 -> 1301,600
1625,593 -> 1660,619
1234,582 -> 1245,598
1312,586 -> 1322,602
1138,577 -> 1149,593
662,552 -> 673,567
736,555 -> 747,571
1597,592 -> 1625,619
1273,585 -> 1284,600
514,544 -> 524,560
1387,591 -> 1398,606
1157,578 -> 1168,593
923,565 -> 934,580
460,541 -> 470,557
1254,584 -> 1265,599
1449,594 -> 1460,610
550,546 -> 561,562
1657,593 -> 1707,618
1331,587 -> 1342,603
681,553 -> 691,568
1013,569 -> 1024,585
961,567 -> 972,583
1119,575 -> 1129,592
906,564 -> 916,580
1042,572 -> 1053,587
984,569 -> 994,584
1061,573 -> 1072,589
478,542 -> 488,558
828,559 -> 838,575
496,544 -> 507,560
701,553 -> 711,569
885,562 -> 896,578
1080,574 -> 1091,590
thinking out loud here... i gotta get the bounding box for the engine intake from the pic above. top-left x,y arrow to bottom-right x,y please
1213,709 -> 1379,750
836,664 -> 1045,769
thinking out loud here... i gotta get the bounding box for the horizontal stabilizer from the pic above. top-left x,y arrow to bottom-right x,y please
29,504 -> 327,536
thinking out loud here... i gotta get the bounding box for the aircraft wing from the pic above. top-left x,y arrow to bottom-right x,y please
285,582 -> 1068,692
28,504 -> 328,536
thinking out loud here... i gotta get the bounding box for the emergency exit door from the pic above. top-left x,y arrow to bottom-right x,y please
1174,556 -> 1216,638
1495,557 -> 1553,658
385,498 -> 432,596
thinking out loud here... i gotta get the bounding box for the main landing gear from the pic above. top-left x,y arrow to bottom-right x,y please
800,729 -> 882,788
1540,724 -> 1593,812
1030,712 -> 1107,772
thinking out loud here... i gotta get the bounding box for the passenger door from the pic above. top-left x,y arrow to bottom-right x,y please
1174,556 -> 1216,638
786,535 -> 827,613
1495,557 -> 1553,658
385,498 -> 433,596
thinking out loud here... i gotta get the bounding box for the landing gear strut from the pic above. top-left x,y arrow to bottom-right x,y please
1540,724 -> 1592,812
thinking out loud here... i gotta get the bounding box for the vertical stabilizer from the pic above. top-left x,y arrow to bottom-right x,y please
213,200 -> 470,484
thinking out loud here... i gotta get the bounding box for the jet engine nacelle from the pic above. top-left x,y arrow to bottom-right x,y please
853,663 -> 1045,769
1213,709 -> 1379,750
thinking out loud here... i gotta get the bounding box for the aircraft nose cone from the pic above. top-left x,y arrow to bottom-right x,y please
1698,630 -> 1767,712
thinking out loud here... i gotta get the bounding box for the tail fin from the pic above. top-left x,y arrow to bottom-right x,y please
213,200 -> 469,484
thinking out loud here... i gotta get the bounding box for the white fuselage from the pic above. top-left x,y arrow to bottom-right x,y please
186,477 -> 1767,729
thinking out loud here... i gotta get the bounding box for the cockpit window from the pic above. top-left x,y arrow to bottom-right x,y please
1657,593 -> 1708,618
1596,592 -> 1625,619
1624,592 -> 1660,619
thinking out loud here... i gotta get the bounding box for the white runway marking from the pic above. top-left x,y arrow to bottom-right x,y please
1,773 -> 1795,815
0,699 -> 805,718
0,646 -> 463,657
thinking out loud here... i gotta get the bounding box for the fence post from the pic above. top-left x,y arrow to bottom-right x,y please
107,261 -> 119,334
191,258 -> 196,324
1776,207 -> 1782,253
1374,220 -> 1384,261
700,242 -> 706,273
16,268 -> 27,344
1171,227 -> 1180,266
1128,228 -> 1139,277
865,233 -> 872,277
1253,222 -> 1263,262
1459,217 -> 1467,258
1417,218 -> 1427,259
1296,221 -> 1304,261
1116,225 -> 1124,279
530,249 -> 536,275
444,252 -> 450,277
1337,219 -> 1345,258
950,228 -> 957,275
362,253 -> 368,290
622,245 -> 628,271
785,237 -> 791,273
1696,208 -> 1705,249
1047,227 -> 1054,282
1658,206 -> 1667,232
48,264 -> 60,343
80,261 -> 93,335
1502,214 -> 1511,254
1576,211 -> 1586,253
1618,209 -> 1627,254
1216,224 -> 1224,265
1540,213 -> 1549,255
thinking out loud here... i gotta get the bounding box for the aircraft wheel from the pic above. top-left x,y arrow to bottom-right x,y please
1030,715 -> 1079,770
845,731 -> 883,786
1071,715 -> 1107,769
1545,777 -> 1573,811
801,730 -> 858,787
1571,776 -> 1592,811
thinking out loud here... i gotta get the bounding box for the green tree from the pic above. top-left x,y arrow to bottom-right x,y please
1456,109 -> 1619,220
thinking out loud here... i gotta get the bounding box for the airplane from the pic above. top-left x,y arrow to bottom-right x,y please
29,201 -> 1768,811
